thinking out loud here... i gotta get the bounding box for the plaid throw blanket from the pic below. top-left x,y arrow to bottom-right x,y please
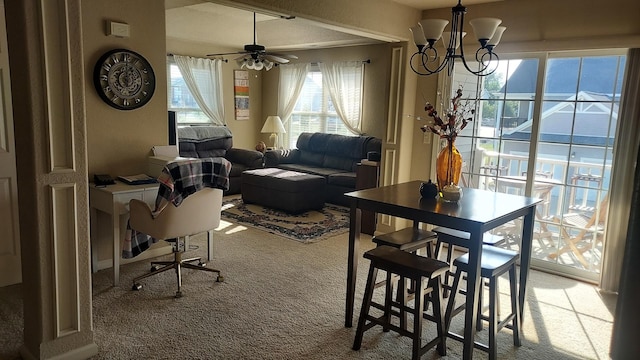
123,157 -> 231,259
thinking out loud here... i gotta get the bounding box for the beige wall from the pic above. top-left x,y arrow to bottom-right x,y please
261,43 -> 395,141
83,0 -> 168,178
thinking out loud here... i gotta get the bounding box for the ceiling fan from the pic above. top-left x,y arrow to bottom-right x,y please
206,12 -> 298,70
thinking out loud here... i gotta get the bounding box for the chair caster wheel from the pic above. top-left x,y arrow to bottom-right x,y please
175,291 -> 183,298
132,283 -> 142,291
151,265 -> 161,272
217,275 -> 224,282
198,262 -> 206,267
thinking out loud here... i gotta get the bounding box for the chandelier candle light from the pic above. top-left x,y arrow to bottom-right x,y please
409,0 -> 506,76
421,87 -> 475,201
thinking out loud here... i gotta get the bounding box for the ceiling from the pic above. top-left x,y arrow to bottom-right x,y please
165,0 -> 503,55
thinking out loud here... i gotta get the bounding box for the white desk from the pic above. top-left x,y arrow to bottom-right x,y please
89,181 -> 160,285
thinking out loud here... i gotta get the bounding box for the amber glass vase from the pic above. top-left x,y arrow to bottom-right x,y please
435,139 -> 463,192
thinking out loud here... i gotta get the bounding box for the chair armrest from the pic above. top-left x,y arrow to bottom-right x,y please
225,148 -> 264,169
264,149 -> 300,167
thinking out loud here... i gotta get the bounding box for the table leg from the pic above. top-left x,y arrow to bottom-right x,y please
462,231 -> 483,360
519,207 -> 536,326
90,207 -> 99,273
345,202 -> 361,328
112,206 -> 120,286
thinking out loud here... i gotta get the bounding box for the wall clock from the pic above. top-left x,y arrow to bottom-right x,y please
93,48 -> 155,110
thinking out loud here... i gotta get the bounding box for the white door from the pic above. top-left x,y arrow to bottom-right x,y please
0,0 -> 20,287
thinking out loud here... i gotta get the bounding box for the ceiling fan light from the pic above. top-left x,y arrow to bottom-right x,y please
254,60 -> 264,70
263,59 -> 274,71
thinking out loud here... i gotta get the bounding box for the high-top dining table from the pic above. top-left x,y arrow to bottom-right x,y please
344,181 -> 541,359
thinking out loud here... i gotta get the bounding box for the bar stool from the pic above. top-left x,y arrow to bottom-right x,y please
371,227 -> 438,330
432,226 -> 505,298
444,245 -> 521,360
353,245 -> 450,360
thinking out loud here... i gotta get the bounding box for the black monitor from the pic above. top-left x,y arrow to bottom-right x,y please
168,111 -> 177,146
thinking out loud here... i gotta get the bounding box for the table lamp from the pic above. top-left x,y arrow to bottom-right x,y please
261,115 -> 286,148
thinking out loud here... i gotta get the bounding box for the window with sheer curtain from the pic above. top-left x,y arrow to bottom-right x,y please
287,69 -> 358,148
167,56 -> 225,125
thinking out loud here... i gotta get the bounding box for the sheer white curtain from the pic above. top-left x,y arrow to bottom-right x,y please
277,63 -> 309,147
173,55 -> 225,125
601,48 -> 640,292
319,61 -> 364,134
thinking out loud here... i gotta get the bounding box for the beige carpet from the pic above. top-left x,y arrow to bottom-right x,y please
0,216 -> 617,360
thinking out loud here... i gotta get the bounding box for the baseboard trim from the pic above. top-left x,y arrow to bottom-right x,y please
20,342 -> 98,360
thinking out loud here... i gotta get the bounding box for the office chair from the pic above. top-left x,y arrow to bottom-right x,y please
129,187 -> 224,298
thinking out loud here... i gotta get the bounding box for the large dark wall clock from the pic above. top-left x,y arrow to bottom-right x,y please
93,48 -> 156,110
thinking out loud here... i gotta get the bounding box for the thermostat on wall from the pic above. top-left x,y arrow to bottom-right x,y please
106,21 -> 130,38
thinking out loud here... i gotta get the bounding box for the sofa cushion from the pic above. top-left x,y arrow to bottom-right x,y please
277,163 -> 347,178
298,150 -> 325,167
327,172 -> 357,187
178,141 -> 198,158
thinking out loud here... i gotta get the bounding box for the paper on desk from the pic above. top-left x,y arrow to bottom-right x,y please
152,145 -> 179,157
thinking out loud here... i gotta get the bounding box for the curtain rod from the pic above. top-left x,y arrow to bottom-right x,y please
310,59 -> 371,65
167,53 -> 228,62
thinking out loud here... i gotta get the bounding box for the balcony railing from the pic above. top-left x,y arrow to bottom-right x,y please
462,150 -> 610,273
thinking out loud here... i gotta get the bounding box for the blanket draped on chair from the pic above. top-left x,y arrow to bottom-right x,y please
123,158 -> 231,259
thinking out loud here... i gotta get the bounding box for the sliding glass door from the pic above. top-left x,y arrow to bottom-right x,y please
449,50 -> 626,282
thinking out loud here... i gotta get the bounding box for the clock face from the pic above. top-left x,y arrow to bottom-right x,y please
93,49 -> 156,110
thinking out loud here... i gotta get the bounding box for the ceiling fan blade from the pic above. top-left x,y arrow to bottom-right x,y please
269,53 -> 298,60
206,51 -> 248,57
263,54 -> 290,64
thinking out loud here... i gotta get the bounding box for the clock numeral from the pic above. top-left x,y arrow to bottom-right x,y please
135,98 -> 141,104
142,91 -> 148,97
102,63 -> 111,71
100,74 -> 108,82
111,95 -> 119,103
123,98 -> 130,106
104,86 -> 111,93
123,53 -> 130,63
111,55 -> 119,63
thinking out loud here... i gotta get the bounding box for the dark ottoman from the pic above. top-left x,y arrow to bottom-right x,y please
241,168 -> 325,213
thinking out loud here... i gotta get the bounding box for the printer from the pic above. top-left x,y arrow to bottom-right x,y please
147,145 -> 189,178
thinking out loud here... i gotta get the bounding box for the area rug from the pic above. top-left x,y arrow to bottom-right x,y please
220,196 -> 349,243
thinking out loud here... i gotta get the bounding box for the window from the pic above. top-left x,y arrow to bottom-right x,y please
287,70 -> 355,148
451,50 -> 625,281
167,60 -> 210,124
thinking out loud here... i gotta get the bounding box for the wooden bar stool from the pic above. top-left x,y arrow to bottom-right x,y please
353,245 -> 449,360
432,226 -> 505,298
371,227 -> 437,329
444,245 -> 521,360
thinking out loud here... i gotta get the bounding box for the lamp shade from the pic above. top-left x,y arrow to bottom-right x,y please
410,25 -> 427,46
487,26 -> 506,47
261,116 -> 286,134
418,19 -> 448,42
469,17 -> 501,41
441,31 -> 466,50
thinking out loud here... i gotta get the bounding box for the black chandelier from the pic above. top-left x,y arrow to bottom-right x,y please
409,0 -> 506,77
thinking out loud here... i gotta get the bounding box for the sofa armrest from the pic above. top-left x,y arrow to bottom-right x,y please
264,149 -> 300,167
225,148 -> 264,169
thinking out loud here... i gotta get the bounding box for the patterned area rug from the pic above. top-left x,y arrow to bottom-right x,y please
220,196 -> 349,243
